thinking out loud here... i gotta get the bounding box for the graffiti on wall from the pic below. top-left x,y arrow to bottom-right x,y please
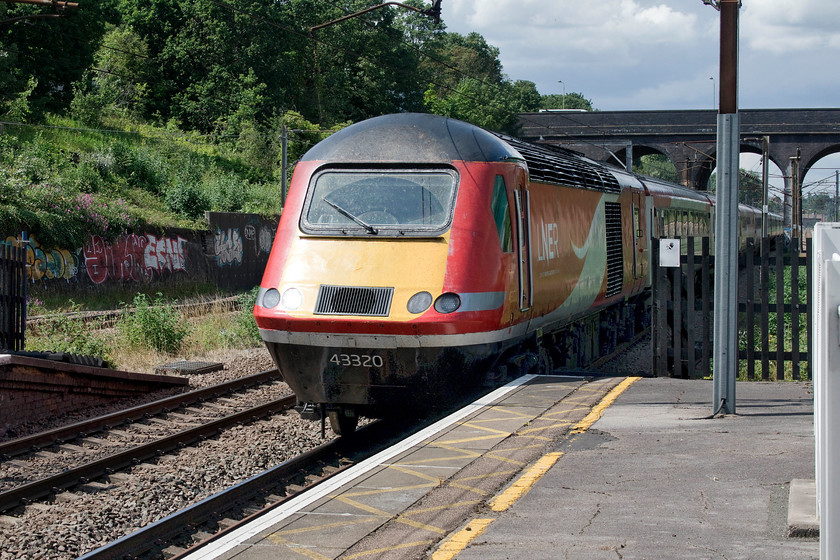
214,228 -> 243,267
243,221 -> 274,256
4,213 -> 277,291
4,235 -> 81,282
84,234 -> 189,284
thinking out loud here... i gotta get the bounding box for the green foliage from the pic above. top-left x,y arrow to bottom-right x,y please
165,180 -> 211,220
1,1 -> 601,244
118,293 -> 191,354
424,77 -> 535,134
804,192 -> 838,220
26,303 -> 113,365
539,92 -> 595,111
3,76 -> 38,123
234,287 -> 262,346
1,0 -> 116,117
200,287 -> 262,348
634,154 -> 679,183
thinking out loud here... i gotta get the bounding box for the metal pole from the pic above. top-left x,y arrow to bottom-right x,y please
281,125 -> 288,208
761,136 -> 769,240
790,152 -> 802,251
559,80 -> 565,110
626,141 -> 633,172
836,170 -> 839,222
712,0 -> 740,416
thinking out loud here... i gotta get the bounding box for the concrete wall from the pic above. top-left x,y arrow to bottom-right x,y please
3,212 -> 279,294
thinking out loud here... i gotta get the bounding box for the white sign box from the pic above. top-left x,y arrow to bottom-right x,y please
659,238 -> 681,268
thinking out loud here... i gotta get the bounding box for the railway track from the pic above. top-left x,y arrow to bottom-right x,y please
0,369 -> 291,512
0,396 -> 296,514
25,296 -> 242,332
77,419 -> 410,560
0,368 -> 283,459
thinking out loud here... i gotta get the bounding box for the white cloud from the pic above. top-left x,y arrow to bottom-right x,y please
741,1 -> 840,53
442,0 -> 839,110
449,0 -> 699,54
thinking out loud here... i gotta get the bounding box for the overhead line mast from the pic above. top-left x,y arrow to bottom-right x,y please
707,0 -> 741,416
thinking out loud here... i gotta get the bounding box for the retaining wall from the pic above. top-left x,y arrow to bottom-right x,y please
0,354 -> 189,434
3,212 -> 279,295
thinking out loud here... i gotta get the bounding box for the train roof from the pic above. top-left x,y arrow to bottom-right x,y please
305,113 -> 625,194
302,113 -> 522,164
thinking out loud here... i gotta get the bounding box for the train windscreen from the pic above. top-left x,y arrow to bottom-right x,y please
301,169 -> 458,237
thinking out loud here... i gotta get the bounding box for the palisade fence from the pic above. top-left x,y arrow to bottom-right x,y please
652,236 -> 811,381
0,242 -> 27,351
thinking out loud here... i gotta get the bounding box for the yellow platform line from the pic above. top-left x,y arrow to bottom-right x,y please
570,376 -> 641,434
488,451 -> 564,512
431,518 -> 495,560
430,376 -> 642,558
343,539 -> 436,559
335,495 -> 447,534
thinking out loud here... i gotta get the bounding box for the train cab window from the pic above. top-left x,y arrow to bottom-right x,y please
491,176 -> 513,252
301,168 -> 458,237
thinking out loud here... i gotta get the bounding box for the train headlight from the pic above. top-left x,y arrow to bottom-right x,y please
281,288 -> 303,311
262,288 -> 281,309
434,292 -> 461,314
407,291 -> 433,314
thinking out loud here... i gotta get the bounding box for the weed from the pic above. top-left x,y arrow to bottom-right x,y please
118,292 -> 190,354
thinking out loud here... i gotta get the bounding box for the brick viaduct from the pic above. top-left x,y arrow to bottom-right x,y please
517,108 -> 840,225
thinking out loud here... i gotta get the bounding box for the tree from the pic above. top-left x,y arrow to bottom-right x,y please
540,92 -> 594,111
419,30 -> 539,133
1,0 -> 116,117
634,154 -> 679,183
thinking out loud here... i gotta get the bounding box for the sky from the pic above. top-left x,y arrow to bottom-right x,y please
442,0 -> 840,196
442,0 -> 840,111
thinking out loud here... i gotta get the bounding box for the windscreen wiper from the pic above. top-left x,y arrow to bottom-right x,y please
323,197 -> 379,235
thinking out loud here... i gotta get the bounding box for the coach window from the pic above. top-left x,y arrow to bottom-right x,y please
491,175 -> 513,252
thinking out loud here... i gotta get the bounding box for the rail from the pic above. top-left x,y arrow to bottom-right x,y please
0,395 -> 296,513
0,368 -> 283,458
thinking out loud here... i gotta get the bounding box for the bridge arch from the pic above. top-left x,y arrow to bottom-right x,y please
518,108 -> 840,227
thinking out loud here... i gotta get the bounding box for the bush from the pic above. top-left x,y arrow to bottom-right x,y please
118,293 -> 190,354
165,180 -> 210,220
205,170 -> 249,212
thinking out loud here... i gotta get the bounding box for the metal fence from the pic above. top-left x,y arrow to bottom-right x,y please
0,243 -> 27,351
652,236 -> 811,380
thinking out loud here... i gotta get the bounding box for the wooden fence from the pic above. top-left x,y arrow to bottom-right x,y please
652,237 -> 811,380
0,243 -> 27,351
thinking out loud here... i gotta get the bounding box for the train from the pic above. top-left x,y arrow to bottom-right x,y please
253,113 -> 783,435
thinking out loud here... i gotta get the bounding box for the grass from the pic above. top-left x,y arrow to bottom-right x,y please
736,264 -> 810,382
0,114 -> 285,250
25,287 -> 263,373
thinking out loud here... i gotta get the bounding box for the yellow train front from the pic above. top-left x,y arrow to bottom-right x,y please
254,114 -> 536,434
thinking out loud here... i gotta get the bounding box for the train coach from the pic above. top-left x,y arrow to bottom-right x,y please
253,113 -> 781,434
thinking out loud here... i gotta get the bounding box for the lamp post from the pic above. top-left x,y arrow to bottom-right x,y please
709,76 -> 715,109
558,80 -> 565,110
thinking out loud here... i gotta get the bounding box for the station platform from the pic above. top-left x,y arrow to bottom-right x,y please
183,376 -> 818,559
451,377 -> 818,560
